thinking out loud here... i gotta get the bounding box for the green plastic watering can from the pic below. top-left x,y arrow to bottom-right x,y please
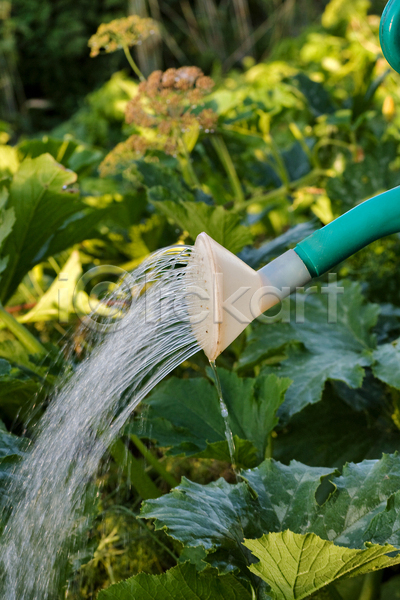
189,1 -> 400,361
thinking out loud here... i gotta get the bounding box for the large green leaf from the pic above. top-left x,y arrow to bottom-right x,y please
141,455 -> 400,579
239,281 -> 378,419
364,491 -> 400,547
130,369 -> 290,467
312,454 -> 400,547
264,347 -> 371,421
140,460 -> 334,576
0,154 -> 77,302
97,563 -> 252,600
242,460 -> 334,535
0,154 -> 106,304
140,476 -> 263,576
151,196 -> 253,254
244,531 -> 400,600
239,281 -> 378,369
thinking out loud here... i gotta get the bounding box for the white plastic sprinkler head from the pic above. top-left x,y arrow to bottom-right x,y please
187,232 -> 311,361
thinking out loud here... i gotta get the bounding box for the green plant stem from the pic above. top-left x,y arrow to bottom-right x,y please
0,302 -> 47,356
130,434 -> 179,488
357,571 -> 383,600
233,168 -> 334,213
122,45 -> 145,81
179,135 -> 201,188
110,439 -> 161,500
211,135 -> 244,204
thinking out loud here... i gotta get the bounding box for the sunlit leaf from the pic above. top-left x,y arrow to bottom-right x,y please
245,531 -> 400,600
19,251 -> 82,324
0,154 -> 111,303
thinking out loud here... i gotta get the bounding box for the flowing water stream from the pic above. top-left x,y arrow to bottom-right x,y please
209,360 -> 237,472
0,246 -> 201,600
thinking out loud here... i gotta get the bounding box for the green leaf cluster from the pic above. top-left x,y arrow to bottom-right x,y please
138,454 -> 400,597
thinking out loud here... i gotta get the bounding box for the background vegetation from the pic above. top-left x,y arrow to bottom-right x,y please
2,0 -> 400,598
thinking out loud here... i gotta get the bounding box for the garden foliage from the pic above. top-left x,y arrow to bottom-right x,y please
2,0 -> 400,598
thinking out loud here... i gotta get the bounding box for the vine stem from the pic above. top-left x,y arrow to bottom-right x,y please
122,45 -> 145,81
0,302 -> 47,356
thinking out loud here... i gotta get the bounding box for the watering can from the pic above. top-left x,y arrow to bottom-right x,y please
189,0 -> 400,361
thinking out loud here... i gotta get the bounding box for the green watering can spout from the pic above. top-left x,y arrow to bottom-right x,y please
187,1 -> 400,361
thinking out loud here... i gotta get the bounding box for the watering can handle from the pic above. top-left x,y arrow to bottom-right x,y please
295,185 -> 400,277
294,2 -> 400,278
380,0 -> 400,74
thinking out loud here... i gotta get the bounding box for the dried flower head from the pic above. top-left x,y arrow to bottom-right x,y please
100,66 -> 218,177
88,15 -> 158,57
124,66 -> 217,156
